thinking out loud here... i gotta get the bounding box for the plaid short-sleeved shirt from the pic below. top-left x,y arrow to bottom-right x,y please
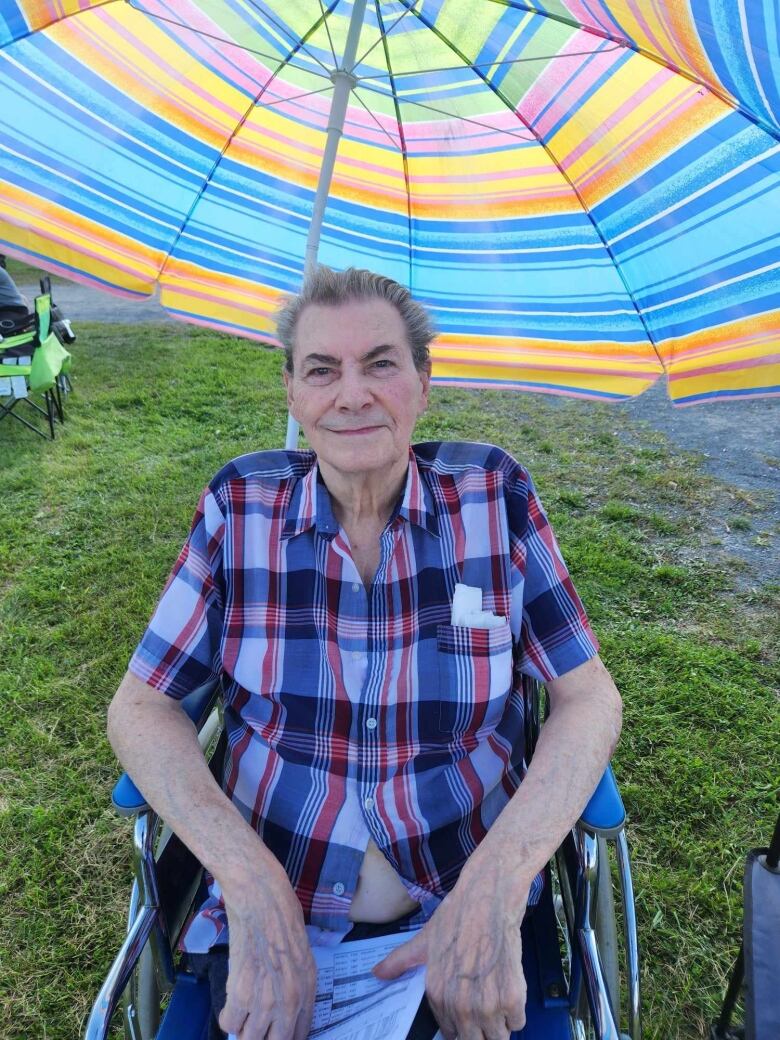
130,442 -> 598,952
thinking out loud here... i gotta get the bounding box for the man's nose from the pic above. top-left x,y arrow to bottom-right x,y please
334,367 -> 373,410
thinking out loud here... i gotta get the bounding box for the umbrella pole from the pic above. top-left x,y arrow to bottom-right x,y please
285,0 -> 368,451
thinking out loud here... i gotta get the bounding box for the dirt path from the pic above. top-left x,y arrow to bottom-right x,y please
31,280 -> 171,323
27,279 -> 780,582
618,381 -> 778,583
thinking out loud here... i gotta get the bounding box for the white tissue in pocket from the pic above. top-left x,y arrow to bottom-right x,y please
450,583 -> 506,628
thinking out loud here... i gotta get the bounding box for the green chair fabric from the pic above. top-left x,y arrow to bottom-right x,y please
29,331 -> 71,394
0,290 -> 72,439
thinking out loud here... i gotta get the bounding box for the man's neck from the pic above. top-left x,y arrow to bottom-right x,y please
320,457 -> 409,530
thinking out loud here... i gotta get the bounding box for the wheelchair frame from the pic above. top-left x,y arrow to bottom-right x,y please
85,677 -> 641,1040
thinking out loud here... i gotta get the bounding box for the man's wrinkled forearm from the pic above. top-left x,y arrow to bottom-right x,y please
458,656 -> 622,916
106,670 -> 283,897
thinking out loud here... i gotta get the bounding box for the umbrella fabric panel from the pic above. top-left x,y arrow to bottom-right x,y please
390,3 -> 779,403
160,86 -> 414,334
501,29 -> 780,403
161,59 -> 659,399
455,0 -> 780,134
0,0 -> 339,293
159,2 -> 660,400
1,0 -> 778,403
0,3 -> 246,294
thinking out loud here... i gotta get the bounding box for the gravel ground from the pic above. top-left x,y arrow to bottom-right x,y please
617,381 -> 778,584
25,279 -> 780,584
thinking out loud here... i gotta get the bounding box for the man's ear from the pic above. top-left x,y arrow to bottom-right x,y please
283,368 -> 296,416
418,361 -> 432,414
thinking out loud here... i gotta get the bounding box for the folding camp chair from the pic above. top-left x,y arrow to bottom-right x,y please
711,813 -> 780,1040
85,676 -> 642,1040
0,278 -> 72,440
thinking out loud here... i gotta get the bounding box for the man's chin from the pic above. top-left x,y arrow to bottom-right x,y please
317,443 -> 396,476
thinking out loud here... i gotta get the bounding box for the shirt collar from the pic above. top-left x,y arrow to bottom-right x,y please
396,447 -> 439,537
281,447 -> 439,540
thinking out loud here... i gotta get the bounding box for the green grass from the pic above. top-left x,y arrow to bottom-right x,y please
1,324 -> 778,1039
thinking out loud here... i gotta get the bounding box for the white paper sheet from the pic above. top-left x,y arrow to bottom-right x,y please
226,931 -> 427,1040
309,932 -> 426,1040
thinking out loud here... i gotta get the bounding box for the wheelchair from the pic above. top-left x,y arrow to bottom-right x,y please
85,676 -> 642,1040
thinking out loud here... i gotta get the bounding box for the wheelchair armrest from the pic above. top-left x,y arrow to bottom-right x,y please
111,773 -> 149,817
579,765 -> 626,836
111,678 -> 221,817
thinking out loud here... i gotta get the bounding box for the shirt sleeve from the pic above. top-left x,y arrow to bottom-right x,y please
507,468 -> 599,681
129,485 -> 226,698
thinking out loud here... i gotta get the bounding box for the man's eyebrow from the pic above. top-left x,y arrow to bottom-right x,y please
301,344 -> 401,367
360,344 -> 400,362
302,352 -> 340,366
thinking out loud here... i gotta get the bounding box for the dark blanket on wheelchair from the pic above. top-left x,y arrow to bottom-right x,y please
0,310 -> 34,341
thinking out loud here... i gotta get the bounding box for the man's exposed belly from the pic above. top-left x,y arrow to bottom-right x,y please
349,838 -> 420,922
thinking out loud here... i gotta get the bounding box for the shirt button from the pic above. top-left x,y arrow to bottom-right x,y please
364,796 -> 374,811
365,717 -> 377,730
333,882 -> 345,896
351,650 -> 361,661
352,582 -> 360,593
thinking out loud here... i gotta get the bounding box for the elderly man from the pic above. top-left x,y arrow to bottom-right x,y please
107,267 -> 622,1040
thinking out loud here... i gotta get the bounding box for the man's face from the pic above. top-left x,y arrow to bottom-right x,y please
284,298 -> 431,479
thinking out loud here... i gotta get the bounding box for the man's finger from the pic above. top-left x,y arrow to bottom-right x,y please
292,974 -> 317,1040
505,1001 -> 526,1032
503,972 -> 527,1032
425,990 -> 456,1040
267,1014 -> 299,1040
372,932 -> 428,979
218,995 -> 250,1037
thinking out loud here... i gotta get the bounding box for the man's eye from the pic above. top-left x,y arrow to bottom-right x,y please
371,359 -> 394,370
307,367 -> 332,378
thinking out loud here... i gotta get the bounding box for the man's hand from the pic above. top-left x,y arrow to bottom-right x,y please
219,860 -> 317,1040
107,674 -> 317,1038
372,869 -> 527,1040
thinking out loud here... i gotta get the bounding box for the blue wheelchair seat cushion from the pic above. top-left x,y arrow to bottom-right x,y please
157,973 -> 211,1040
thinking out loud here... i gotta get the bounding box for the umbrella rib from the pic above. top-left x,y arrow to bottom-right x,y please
357,85 -> 535,142
480,0 -> 780,143
156,0 -> 343,291
123,2 -> 332,81
352,90 -> 403,151
374,0 -> 414,291
242,0 -> 333,76
317,0 -> 339,66
353,1 -> 418,71
394,0 -> 665,372
259,85 -> 335,109
355,44 -> 622,80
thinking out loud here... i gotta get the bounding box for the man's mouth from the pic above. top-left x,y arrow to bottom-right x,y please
328,425 -> 384,435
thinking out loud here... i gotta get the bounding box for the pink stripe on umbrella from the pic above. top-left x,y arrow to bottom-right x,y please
518,35 -> 623,137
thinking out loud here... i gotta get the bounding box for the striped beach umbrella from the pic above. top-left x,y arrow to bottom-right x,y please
0,0 -> 778,406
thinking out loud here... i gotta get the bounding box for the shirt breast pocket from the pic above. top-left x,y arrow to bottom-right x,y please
437,622 -> 513,737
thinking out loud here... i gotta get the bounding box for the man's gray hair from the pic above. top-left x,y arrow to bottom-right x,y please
276,266 -> 436,373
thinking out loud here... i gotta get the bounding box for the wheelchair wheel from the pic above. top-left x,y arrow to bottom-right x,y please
125,943 -> 160,1040
593,836 -> 620,1023
555,834 -> 624,1040
123,882 -> 161,1040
